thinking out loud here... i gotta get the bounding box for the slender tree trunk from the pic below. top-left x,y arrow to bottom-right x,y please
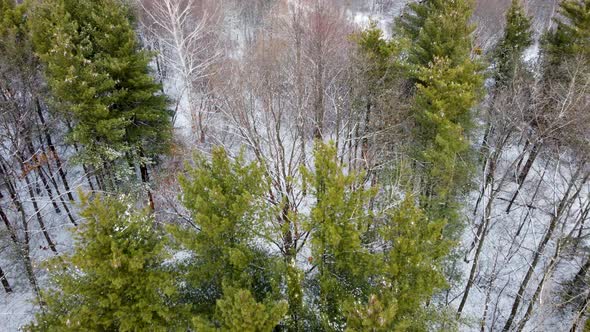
40,166 -> 77,226
575,199 -> 590,250
458,216 -> 490,315
33,134 -> 77,224
83,164 -> 96,191
514,138 -> 530,176
26,143 -> 61,214
507,143 -> 540,214
138,150 -> 155,211
459,157 -> 502,316
295,22 -> 306,171
517,143 -> 540,185
361,102 -> 372,171
473,130 -> 511,215
514,160 -> 549,238
569,258 -> 590,308
481,257 -> 500,331
21,220 -> 41,299
95,169 -> 105,192
65,120 -> 96,191
313,48 -> 324,140
36,98 -> 74,201
0,204 -> 18,245
516,240 -> 562,332
0,265 -> 12,294
503,168 -> 589,331
20,166 -> 58,254
140,163 -> 155,211
0,160 -> 41,296
282,198 -> 302,331
570,291 -> 590,332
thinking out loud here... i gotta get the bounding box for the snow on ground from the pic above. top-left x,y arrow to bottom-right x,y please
524,42 -> 541,63
454,142 -> 589,331
0,291 -> 35,331
0,144 -> 83,330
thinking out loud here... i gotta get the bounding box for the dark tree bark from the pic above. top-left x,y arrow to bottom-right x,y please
0,265 -> 12,294
506,143 -> 540,214
36,98 -> 75,202
0,203 -> 18,245
19,162 -> 58,255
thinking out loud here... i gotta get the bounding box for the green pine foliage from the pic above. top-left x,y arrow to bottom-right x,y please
1,1 -> 40,95
544,0 -> 590,66
26,195 -> 187,331
390,0 -> 485,317
395,0 -> 431,42
345,196 -> 451,331
543,0 -> 590,76
346,294 -> 398,332
396,0 -> 484,233
397,0 -> 478,70
193,286 -> 288,332
375,196 -> 451,329
299,142 -> 452,331
172,147 -> 283,325
357,22 -> 396,84
302,143 -> 377,330
414,57 -> 483,224
30,0 -> 171,169
0,0 -> 26,45
494,0 -> 533,86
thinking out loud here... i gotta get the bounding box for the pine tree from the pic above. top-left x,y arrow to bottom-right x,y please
396,0 -> 432,42
396,0 -> 484,230
173,147 -> 284,326
377,196 -> 451,329
544,0 -> 590,67
193,286 -> 288,332
30,0 -> 171,173
345,196 -> 451,331
26,195 -> 187,331
397,0 -> 477,70
0,0 -> 26,40
299,142 -> 457,331
414,57 -> 483,227
392,1 -> 485,320
346,294 -> 397,332
302,142 -> 377,330
494,0 -> 533,87
357,23 -> 396,83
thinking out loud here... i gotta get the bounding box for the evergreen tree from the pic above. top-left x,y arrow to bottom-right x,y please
494,0 -> 533,87
414,57 -> 483,227
395,0 -> 484,231
396,0 -> 432,42
302,143 -> 452,331
0,0 -> 26,41
26,195 -> 187,331
302,142 -> 376,330
346,196 -> 451,331
357,23 -> 396,86
30,0 -> 171,173
392,1 -> 485,319
173,148 -> 284,327
193,286 -> 287,332
375,196 -> 451,330
544,0 -> 590,71
397,0 -> 478,70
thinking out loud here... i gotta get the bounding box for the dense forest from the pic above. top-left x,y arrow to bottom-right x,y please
0,0 -> 589,331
